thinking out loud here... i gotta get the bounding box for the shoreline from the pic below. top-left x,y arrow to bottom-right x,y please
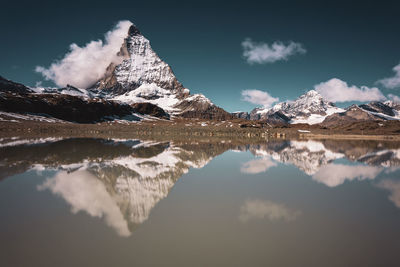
1,120 -> 400,142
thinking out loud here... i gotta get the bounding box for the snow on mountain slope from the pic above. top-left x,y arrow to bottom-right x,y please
31,85 -> 95,99
250,90 -> 344,124
111,83 -> 181,112
290,105 -> 344,124
359,101 -> 400,120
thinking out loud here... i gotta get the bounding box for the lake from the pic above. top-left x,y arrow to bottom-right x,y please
1,137 -> 400,266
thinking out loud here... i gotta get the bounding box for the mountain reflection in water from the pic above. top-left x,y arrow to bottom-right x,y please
1,137 -> 400,238
0,138 -> 230,236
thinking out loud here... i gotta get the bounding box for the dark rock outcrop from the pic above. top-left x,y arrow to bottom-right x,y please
0,76 -> 32,94
232,111 -> 249,119
179,105 -> 233,120
0,92 -> 136,123
384,100 -> 400,111
174,95 -> 233,120
359,101 -> 395,117
131,102 -> 169,119
265,111 -> 291,124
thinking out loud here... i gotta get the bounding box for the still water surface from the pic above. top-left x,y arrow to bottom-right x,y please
1,137 -> 400,266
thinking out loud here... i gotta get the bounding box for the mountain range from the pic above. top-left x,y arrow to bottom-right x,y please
233,90 -> 400,126
0,23 -> 400,127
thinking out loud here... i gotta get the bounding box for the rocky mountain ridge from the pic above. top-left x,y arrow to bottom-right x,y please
234,90 -> 400,125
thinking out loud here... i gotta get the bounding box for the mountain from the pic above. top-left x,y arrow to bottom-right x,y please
322,103 -> 400,127
91,24 -> 231,120
238,89 -> 400,126
248,90 -> 344,124
0,23 -> 232,122
93,25 -> 184,96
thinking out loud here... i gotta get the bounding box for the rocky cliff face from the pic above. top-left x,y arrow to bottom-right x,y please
94,25 -> 185,96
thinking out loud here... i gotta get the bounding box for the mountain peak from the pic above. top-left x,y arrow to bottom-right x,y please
249,89 -> 343,124
93,23 -> 184,95
304,89 -> 320,97
128,24 -> 141,36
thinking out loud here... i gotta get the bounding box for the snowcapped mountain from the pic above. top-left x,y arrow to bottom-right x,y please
322,102 -> 400,127
0,24 -> 232,122
243,90 -> 400,125
90,24 -> 231,119
249,90 -> 344,124
93,25 -> 185,96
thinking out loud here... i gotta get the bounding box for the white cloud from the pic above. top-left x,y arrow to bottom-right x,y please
240,157 -> 277,174
242,38 -> 306,64
314,78 -> 386,103
377,63 -> 400,89
388,94 -> 400,103
312,163 -> 382,187
35,20 -> 132,88
38,170 -> 131,237
241,89 -> 279,108
239,199 -> 301,223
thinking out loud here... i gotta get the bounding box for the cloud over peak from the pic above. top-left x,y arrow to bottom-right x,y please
314,78 -> 386,103
241,89 -> 279,108
242,38 -> 306,64
377,63 -> 400,89
36,20 -> 133,88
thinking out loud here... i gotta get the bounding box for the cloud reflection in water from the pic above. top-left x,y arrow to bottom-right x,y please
38,170 -> 131,237
239,199 -> 301,223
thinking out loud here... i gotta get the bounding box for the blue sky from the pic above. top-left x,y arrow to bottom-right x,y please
1,0 -> 400,112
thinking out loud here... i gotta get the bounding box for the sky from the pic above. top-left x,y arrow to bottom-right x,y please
1,0 -> 400,112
